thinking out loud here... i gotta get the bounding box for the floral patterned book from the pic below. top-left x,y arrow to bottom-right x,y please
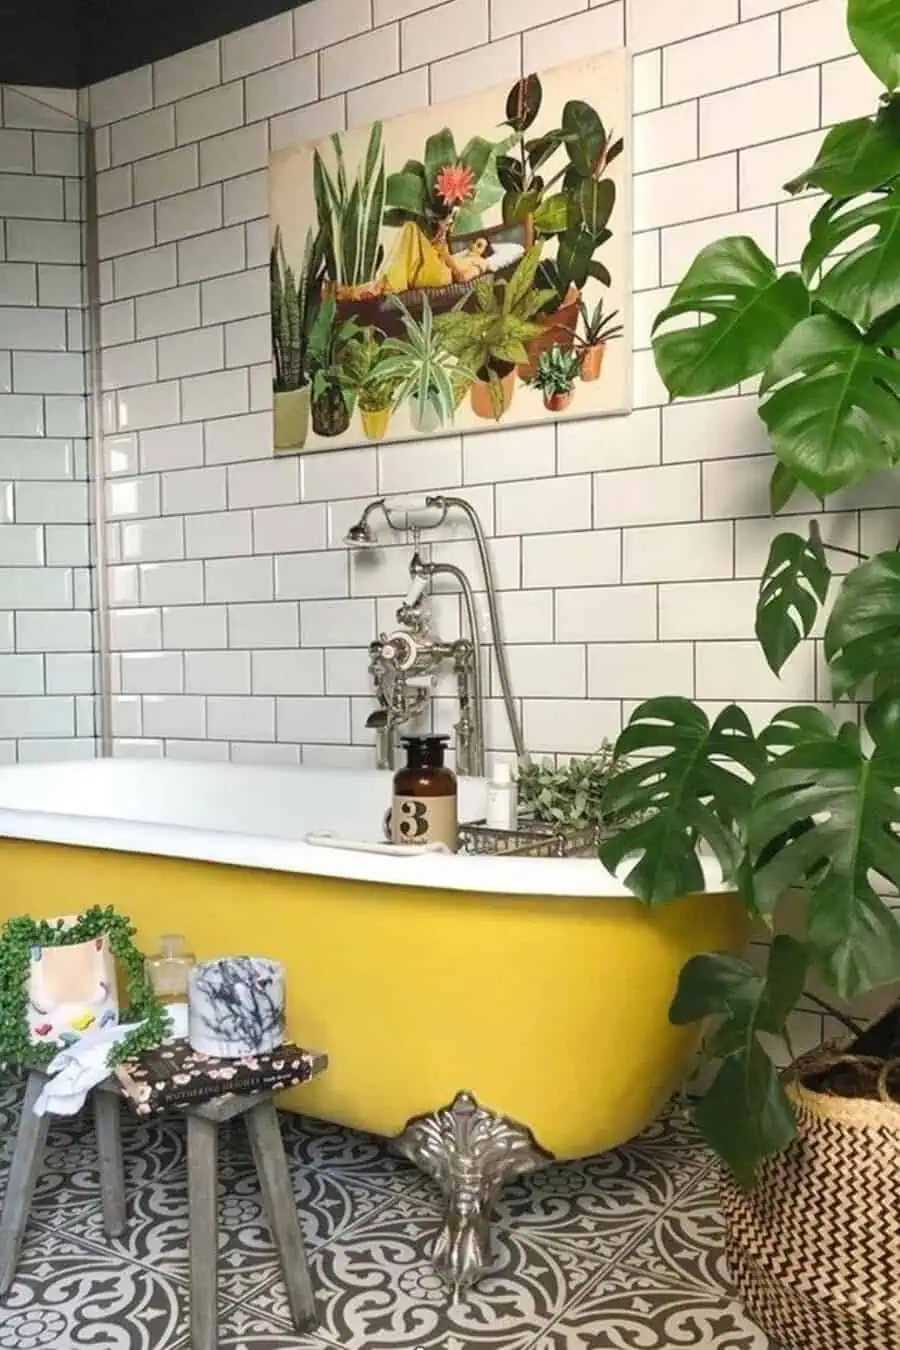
115,1037 -> 326,1115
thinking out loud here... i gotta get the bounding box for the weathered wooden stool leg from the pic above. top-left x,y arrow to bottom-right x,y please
0,1073 -> 52,1297
245,1099 -> 316,1331
94,1090 -> 126,1238
187,1113 -> 219,1350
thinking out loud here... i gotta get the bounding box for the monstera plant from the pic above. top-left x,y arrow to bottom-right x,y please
601,0 -> 900,1188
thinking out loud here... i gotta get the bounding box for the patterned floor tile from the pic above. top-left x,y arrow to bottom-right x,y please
166,1303 -> 340,1350
239,1196 -> 608,1350
281,1113 -> 431,1196
620,1165 -> 736,1296
43,1150 -> 404,1300
0,1228 -> 196,1349
497,1115 -> 710,1263
0,1077 -> 776,1350
527,1264 -> 776,1349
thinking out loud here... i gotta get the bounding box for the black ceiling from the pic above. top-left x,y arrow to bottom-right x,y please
1,0 -> 304,89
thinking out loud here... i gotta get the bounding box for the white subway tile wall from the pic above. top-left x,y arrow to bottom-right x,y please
0,90 -> 95,758
86,0 -> 861,802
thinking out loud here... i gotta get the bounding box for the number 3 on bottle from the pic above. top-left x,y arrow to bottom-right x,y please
398,799 -> 428,840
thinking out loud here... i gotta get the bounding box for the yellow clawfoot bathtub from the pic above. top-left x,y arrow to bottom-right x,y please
0,761 -> 745,1289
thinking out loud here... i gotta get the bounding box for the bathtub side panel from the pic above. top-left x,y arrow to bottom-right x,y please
0,839 -> 746,1157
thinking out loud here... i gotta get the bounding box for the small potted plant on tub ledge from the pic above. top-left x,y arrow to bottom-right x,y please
598,7 -> 900,1346
527,344 -> 581,413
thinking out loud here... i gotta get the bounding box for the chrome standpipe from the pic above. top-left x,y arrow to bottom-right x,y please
344,494 -> 527,772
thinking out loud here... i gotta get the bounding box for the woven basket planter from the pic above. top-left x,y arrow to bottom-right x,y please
722,1047 -> 900,1350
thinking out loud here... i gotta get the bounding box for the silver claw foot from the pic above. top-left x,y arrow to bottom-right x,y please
395,1090 -> 553,1296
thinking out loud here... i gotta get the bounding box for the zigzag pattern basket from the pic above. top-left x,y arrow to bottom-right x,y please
722,1048 -> 900,1350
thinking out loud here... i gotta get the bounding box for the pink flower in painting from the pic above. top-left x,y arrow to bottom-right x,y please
435,162 -> 475,207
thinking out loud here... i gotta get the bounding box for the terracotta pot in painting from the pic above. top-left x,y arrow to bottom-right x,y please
273,387 -> 310,452
518,285 -> 580,382
544,389 -> 573,414
580,342 -> 606,382
470,364 -> 516,421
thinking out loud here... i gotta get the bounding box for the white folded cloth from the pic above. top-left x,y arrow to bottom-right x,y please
304,830 -> 450,855
33,1022 -> 145,1117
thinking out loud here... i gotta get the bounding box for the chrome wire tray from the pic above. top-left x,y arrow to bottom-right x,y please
457,818 -> 598,859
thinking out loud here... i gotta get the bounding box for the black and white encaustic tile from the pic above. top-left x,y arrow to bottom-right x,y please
0,1075 -> 778,1349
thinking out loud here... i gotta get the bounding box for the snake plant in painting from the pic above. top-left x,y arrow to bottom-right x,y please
313,122 -> 387,291
600,0 -> 900,1190
270,225 -> 321,450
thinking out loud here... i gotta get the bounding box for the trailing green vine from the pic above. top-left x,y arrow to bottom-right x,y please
0,905 -> 171,1069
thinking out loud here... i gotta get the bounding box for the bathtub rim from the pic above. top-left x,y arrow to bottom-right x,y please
0,802 -> 727,900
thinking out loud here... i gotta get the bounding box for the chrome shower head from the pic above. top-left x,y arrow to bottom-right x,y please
343,517 -> 379,548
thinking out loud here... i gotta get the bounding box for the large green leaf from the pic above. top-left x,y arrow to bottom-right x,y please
748,709 -> 900,998
504,74 -> 543,133
458,135 -> 493,184
577,178 -> 615,236
785,107 -> 900,197
769,462 -> 800,514
670,936 -> 806,1188
557,225 -> 598,292
758,314 -> 900,496
562,99 -> 606,179
803,187 -> 900,327
848,0 -> 900,91
532,193 -> 571,234
652,237 -> 810,398
385,170 -> 428,218
695,1040 -> 798,1190
454,136 -> 513,233
824,551 -> 900,697
599,699 -> 764,903
755,524 -> 831,675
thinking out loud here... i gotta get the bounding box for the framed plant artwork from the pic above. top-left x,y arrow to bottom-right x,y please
269,49 -> 631,454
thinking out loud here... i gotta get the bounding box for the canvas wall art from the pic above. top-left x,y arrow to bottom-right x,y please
269,50 -> 630,454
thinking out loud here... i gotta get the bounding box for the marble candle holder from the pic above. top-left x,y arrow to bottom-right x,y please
188,956 -> 286,1058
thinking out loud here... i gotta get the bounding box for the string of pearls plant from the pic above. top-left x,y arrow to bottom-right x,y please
0,906 -> 171,1069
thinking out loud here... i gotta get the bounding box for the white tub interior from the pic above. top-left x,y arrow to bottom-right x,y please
0,759 -> 486,842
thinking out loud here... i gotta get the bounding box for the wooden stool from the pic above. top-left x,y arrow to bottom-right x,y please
0,1072 -> 316,1350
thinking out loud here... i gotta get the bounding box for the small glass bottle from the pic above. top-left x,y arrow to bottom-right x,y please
486,760 -> 518,831
391,735 -> 458,851
145,934 -> 195,1006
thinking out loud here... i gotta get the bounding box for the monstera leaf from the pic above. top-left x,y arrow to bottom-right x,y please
802,188 -> 900,327
758,314 -> 900,496
748,706 -> 900,998
824,551 -> 900,697
785,107 -> 900,198
599,699 -> 764,903
848,0 -> 900,91
670,936 -> 808,1188
652,237 -> 810,398
755,524 -> 831,675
